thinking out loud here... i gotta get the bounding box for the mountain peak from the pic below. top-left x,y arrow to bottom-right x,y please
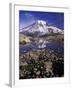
20,20 -> 63,36
36,20 -> 47,25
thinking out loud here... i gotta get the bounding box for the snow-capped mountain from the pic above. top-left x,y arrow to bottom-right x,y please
20,20 -> 64,36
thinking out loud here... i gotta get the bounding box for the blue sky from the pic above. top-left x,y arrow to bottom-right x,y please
19,10 -> 64,30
